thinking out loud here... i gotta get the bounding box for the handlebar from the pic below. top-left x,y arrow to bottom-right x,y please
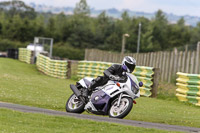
110,75 -> 127,83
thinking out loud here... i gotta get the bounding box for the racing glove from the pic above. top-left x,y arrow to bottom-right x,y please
109,75 -> 120,81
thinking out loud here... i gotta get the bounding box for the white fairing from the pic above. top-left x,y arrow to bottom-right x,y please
100,73 -> 140,99
84,101 -> 98,111
79,77 -> 94,88
79,73 -> 140,99
126,73 -> 138,84
126,73 -> 140,98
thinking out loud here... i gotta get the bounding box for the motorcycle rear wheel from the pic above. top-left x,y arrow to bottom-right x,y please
108,97 -> 133,119
66,94 -> 85,113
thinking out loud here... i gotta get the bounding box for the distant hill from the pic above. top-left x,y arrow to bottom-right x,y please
29,2 -> 200,26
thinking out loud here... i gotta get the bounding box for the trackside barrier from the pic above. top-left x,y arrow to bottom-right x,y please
18,48 -> 34,64
176,72 -> 200,106
36,54 -> 68,79
77,61 -> 159,97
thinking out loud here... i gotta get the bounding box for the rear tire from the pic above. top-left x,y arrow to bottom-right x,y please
66,94 -> 85,113
108,97 -> 133,119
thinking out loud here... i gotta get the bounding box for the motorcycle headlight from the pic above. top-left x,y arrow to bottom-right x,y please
131,85 -> 139,94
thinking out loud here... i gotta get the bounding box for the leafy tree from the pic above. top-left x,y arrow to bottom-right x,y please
0,22 -> 2,35
2,15 -> 22,40
73,0 -> 90,16
68,0 -> 94,48
94,11 -> 113,47
46,17 -> 56,39
0,0 -> 36,19
166,17 -> 191,49
105,32 -> 121,51
190,22 -> 200,45
127,17 -> 150,52
17,18 -> 35,42
145,10 -> 168,51
34,15 -> 46,37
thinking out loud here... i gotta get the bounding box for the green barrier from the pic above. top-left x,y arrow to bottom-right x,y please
176,72 -> 200,106
36,54 -> 68,79
134,66 -> 154,97
77,61 -> 155,97
134,67 -> 154,78
18,48 -> 33,64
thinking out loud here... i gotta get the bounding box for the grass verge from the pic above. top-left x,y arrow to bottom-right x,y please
0,108 -> 182,133
0,58 -> 200,128
0,58 -> 74,110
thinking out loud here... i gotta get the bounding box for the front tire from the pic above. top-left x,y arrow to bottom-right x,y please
66,94 -> 85,113
108,97 -> 133,119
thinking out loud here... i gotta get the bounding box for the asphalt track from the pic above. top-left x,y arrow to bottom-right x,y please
0,102 -> 200,133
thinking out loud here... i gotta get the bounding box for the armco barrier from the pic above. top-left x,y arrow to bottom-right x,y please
176,72 -> 200,106
18,48 -> 34,64
77,61 -> 159,97
36,54 -> 68,79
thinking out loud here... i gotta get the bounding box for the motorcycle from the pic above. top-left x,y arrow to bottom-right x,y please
66,73 -> 143,119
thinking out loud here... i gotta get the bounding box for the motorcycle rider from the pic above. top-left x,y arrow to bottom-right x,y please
87,56 -> 136,93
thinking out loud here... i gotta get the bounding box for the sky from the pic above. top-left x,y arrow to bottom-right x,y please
2,0 -> 200,17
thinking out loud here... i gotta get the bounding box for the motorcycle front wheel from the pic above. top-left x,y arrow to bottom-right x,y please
66,94 -> 85,113
108,97 -> 133,119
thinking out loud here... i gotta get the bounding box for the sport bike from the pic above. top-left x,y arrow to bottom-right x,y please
66,73 -> 142,119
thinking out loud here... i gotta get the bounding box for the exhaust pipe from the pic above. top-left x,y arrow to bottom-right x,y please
70,84 -> 81,97
70,84 -> 86,104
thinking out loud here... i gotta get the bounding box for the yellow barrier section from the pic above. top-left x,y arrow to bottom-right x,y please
18,48 -> 33,64
176,72 -> 200,106
77,61 -> 154,97
36,54 -> 68,79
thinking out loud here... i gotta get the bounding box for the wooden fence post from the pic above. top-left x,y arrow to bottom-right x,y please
168,51 -> 174,82
67,60 -> 71,79
151,68 -> 160,98
84,49 -> 87,60
184,45 -> 188,73
31,51 -> 35,64
198,42 -> 200,74
186,51 -> 191,73
173,48 -> 178,77
190,51 -> 195,74
195,42 -> 200,74
165,52 -> 170,82
161,52 -> 166,81
177,51 -> 183,72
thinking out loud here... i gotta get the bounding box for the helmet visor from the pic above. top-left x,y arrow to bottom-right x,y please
125,61 -> 135,73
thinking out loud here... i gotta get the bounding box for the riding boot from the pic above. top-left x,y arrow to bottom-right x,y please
82,89 -> 89,97
88,82 -> 96,92
87,76 -> 107,95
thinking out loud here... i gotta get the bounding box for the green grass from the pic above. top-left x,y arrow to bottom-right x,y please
157,82 -> 178,101
0,58 -> 74,110
0,108 -> 181,133
0,58 -> 200,128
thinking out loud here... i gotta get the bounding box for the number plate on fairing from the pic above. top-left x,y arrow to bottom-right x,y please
103,85 -> 120,96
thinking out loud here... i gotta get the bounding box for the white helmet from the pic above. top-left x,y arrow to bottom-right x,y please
122,56 -> 136,73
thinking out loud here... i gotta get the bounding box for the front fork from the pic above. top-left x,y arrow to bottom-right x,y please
116,93 -> 136,106
117,93 -> 123,107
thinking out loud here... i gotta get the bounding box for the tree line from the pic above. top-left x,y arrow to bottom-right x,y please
0,0 -> 200,59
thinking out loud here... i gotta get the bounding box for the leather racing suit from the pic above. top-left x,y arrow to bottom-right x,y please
88,64 -> 126,91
